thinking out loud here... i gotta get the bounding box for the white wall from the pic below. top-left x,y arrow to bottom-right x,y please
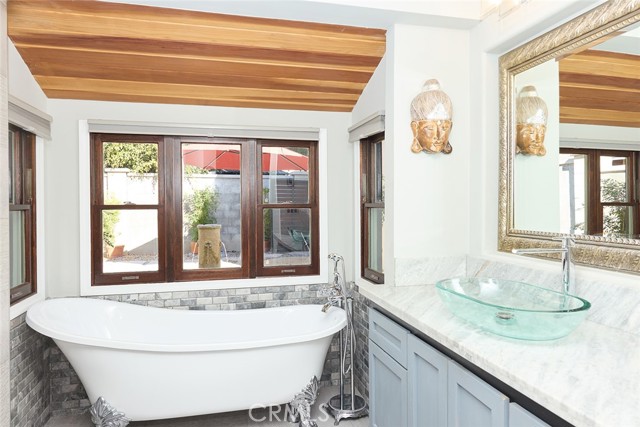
351,23 -> 471,287
513,59 -> 560,232
388,23 -> 471,276
8,41 -> 47,112
45,100 -> 352,297
352,55 -> 386,125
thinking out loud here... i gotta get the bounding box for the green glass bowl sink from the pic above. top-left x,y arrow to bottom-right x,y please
435,277 -> 591,341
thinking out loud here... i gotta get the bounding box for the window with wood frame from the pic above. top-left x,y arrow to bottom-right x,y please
360,132 -> 384,284
559,148 -> 639,237
90,133 -> 318,286
9,124 -> 37,304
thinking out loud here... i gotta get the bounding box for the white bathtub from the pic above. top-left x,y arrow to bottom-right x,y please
26,298 -> 346,421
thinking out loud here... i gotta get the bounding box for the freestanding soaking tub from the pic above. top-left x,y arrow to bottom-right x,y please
26,298 -> 346,421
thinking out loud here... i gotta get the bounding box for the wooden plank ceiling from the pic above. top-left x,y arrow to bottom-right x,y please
8,0 -> 386,112
559,49 -> 640,128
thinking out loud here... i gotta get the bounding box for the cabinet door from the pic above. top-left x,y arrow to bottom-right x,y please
509,403 -> 550,427
369,340 -> 408,427
448,361 -> 508,427
408,335 -> 448,427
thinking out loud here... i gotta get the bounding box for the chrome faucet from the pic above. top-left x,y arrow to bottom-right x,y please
512,236 -> 575,296
322,253 -> 349,313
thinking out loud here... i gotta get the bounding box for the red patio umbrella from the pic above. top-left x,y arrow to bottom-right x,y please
182,144 -> 308,172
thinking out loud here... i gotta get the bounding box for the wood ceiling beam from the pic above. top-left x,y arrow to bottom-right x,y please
15,46 -> 375,84
9,1 -> 386,57
559,72 -> 640,91
560,107 -> 640,128
559,52 -> 640,80
36,75 -> 360,103
560,88 -> 640,111
43,89 -> 354,112
25,62 -> 365,94
10,34 -> 383,69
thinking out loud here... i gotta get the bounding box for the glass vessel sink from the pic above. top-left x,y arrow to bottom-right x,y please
435,277 -> 591,340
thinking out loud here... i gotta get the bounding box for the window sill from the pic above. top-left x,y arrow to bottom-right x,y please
80,274 -> 325,297
10,292 -> 45,320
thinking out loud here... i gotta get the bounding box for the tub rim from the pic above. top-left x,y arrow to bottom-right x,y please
26,297 -> 346,353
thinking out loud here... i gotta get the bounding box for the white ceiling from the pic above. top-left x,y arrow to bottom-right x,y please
99,0 -> 485,29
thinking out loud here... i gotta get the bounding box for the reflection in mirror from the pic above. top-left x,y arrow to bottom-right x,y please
511,18 -> 640,236
499,2 -> 640,273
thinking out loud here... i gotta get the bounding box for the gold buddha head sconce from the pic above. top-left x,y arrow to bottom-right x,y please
410,79 -> 453,154
516,85 -> 548,156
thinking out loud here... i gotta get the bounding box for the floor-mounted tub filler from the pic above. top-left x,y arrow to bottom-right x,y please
26,298 -> 347,426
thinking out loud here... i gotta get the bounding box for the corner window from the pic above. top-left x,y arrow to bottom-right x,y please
560,148 -> 639,237
9,125 -> 37,303
90,133 -> 318,285
360,132 -> 384,284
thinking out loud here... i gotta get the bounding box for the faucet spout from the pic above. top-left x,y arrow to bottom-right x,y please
512,236 -> 575,296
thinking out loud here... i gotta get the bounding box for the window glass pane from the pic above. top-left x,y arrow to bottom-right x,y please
103,142 -> 158,205
603,206 -> 633,237
9,211 -> 26,288
8,129 -> 15,204
367,207 -> 384,272
102,209 -> 159,273
600,156 -> 628,203
264,208 -> 311,267
373,141 -> 383,203
182,143 -> 241,270
262,146 -> 309,204
559,153 -> 587,235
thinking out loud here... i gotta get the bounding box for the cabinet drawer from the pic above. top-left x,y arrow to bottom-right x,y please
369,308 -> 409,367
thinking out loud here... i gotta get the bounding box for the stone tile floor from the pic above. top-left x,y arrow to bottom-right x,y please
45,386 -> 369,427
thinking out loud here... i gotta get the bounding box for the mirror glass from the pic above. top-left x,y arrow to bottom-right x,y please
499,3 -> 640,273
512,22 -> 640,236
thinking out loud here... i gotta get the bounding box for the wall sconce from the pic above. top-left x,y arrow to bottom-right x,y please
410,79 -> 453,155
516,85 -> 548,156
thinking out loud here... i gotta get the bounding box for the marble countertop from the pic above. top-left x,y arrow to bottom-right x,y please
358,282 -> 640,427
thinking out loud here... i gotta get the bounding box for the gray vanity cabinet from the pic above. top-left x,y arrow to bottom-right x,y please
509,403 -> 550,427
369,308 -> 552,427
448,360 -> 509,427
408,334 -> 448,427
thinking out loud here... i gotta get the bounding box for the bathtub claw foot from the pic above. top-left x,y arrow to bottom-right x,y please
288,376 -> 319,427
89,397 -> 130,427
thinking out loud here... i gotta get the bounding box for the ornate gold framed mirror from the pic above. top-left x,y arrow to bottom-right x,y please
499,1 -> 640,272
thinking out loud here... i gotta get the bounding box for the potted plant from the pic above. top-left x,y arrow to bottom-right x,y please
102,196 -> 123,259
184,187 -> 219,254
102,208 -> 124,259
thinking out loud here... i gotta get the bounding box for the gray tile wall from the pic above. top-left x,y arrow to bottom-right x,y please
352,288 -> 371,404
10,313 -> 53,427
49,283 -> 341,417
